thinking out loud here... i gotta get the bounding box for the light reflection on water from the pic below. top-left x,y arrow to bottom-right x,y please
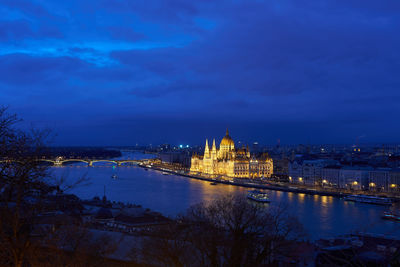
49,154 -> 400,240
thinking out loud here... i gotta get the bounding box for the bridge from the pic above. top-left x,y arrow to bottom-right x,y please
36,158 -> 145,167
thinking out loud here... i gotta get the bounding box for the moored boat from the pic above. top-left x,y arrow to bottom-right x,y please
343,195 -> 392,206
210,182 -> 218,185
382,211 -> 400,221
247,190 -> 270,203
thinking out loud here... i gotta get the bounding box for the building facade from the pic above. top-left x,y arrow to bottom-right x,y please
289,159 -> 338,185
339,167 -> 370,190
389,170 -> 400,192
190,130 -> 273,178
369,169 -> 391,192
321,166 -> 341,187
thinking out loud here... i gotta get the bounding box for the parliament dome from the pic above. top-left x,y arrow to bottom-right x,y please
220,129 -> 234,146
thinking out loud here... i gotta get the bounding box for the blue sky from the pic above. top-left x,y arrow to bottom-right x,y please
1,0 -> 400,146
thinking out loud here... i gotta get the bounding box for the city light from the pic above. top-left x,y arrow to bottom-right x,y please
2,0 -> 400,265
190,130 -> 273,178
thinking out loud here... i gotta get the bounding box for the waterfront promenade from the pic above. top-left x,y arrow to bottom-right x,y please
142,162 -> 400,201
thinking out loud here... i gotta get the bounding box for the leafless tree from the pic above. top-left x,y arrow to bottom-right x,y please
0,106 -> 53,266
0,107 -> 115,267
140,194 -> 307,267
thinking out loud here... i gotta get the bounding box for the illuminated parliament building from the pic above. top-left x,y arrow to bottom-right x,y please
190,130 -> 273,178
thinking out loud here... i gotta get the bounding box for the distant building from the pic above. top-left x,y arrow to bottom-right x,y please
388,170 -> 400,192
288,160 -> 303,183
273,157 -> 289,178
339,167 -> 370,190
159,143 -> 171,151
369,169 -> 391,192
190,130 -> 273,178
159,151 -> 191,167
289,159 -> 338,185
322,166 -> 341,187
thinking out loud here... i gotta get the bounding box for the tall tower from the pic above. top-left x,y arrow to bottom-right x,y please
211,139 -> 217,160
204,139 -> 210,158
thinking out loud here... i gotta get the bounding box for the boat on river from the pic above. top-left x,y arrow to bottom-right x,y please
382,211 -> 400,221
343,195 -> 392,206
111,174 -> 117,179
247,190 -> 270,203
210,182 -> 218,185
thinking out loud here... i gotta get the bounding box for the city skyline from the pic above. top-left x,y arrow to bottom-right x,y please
1,0 -> 400,145
2,2 -> 400,265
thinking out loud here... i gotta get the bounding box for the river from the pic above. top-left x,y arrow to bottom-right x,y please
49,152 -> 400,240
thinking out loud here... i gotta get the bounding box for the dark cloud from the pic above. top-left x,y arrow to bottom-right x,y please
0,19 -> 63,41
0,20 -> 33,41
99,0 -> 200,24
2,0 -> 55,19
0,54 -> 87,86
107,26 -> 146,41
1,0 -> 400,145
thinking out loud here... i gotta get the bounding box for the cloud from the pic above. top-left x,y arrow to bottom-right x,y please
0,53 -> 86,86
0,20 -> 33,41
106,26 -> 147,42
1,0 -> 400,144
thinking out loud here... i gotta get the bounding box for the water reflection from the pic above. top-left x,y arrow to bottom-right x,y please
288,192 -> 293,201
298,193 -> 305,204
49,153 -> 400,240
321,196 -> 328,205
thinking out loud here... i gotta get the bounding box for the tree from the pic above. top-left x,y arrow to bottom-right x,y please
0,106 -> 52,266
140,194 -> 307,267
0,107 -> 119,267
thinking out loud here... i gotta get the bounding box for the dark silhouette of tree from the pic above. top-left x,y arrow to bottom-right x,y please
0,106 -> 52,266
141,194 -> 307,266
0,107 -> 118,267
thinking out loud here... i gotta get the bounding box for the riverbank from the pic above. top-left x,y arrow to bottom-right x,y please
139,164 -> 400,201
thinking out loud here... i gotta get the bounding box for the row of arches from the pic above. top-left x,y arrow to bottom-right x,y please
37,159 -> 140,166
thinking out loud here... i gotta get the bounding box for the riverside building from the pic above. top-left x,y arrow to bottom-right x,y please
190,130 -> 273,178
